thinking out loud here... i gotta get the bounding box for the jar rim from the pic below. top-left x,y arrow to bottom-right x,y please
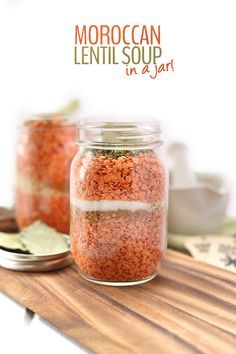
78,116 -> 160,128
77,117 -> 162,148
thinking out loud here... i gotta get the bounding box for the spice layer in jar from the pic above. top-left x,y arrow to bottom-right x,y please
15,116 -> 78,234
70,120 -> 168,285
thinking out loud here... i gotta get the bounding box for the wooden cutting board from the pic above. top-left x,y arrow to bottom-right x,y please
0,250 -> 236,354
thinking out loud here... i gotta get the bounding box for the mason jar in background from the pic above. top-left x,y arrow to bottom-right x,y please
15,115 -> 78,234
70,118 -> 168,286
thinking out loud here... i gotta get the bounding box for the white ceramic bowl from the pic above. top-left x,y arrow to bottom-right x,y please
168,172 -> 230,234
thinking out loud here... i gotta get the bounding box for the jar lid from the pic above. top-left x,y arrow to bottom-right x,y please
0,236 -> 73,272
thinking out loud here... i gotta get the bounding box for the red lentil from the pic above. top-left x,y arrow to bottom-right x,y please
71,209 -> 165,281
70,148 -> 167,284
71,151 -> 165,203
15,117 -> 78,233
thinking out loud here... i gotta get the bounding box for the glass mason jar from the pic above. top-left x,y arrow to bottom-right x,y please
70,119 -> 168,285
15,115 -> 78,234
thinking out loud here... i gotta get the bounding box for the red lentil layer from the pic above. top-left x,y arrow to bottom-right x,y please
16,118 -> 77,233
17,119 -> 78,190
71,150 -> 165,203
71,208 -> 165,282
16,191 -> 70,234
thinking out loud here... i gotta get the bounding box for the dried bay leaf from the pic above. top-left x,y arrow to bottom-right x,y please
21,220 -> 69,255
0,232 -> 28,252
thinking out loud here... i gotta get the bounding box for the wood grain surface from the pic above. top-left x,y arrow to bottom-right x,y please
0,250 -> 236,354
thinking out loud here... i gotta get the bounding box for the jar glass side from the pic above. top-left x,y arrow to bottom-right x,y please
70,125 -> 168,285
15,118 -> 78,234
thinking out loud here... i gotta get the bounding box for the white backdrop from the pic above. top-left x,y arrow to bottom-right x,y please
0,1 -> 236,353
0,0 -> 236,212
